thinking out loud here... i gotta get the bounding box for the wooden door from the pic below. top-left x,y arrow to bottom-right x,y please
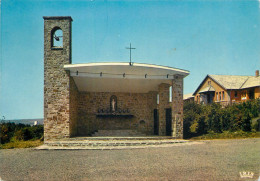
154,109 -> 159,135
166,108 -> 172,136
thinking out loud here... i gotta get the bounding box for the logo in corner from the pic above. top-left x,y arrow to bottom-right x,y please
239,171 -> 254,179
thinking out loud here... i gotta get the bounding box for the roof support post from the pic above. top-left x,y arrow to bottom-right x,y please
158,83 -> 170,136
171,76 -> 184,139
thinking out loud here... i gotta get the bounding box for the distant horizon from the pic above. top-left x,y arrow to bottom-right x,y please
1,118 -> 44,121
1,0 -> 260,120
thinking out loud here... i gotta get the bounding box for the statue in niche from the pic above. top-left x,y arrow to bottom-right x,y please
110,95 -> 117,112
112,99 -> 116,111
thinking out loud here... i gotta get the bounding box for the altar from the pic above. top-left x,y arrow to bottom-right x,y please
95,96 -> 133,118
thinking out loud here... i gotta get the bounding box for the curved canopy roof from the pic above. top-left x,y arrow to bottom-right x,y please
64,62 -> 189,93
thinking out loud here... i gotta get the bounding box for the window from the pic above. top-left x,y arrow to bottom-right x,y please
234,91 -> 238,98
241,91 -> 247,100
157,94 -> 159,104
219,92 -> 221,101
222,91 -> 225,100
216,92 -> 218,101
169,86 -> 172,102
249,89 -> 254,99
51,27 -> 63,48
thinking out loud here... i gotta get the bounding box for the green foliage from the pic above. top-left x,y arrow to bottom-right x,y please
0,122 -> 27,144
0,122 -> 43,144
207,103 -> 222,133
0,124 -> 10,144
14,128 -> 32,141
252,118 -> 260,131
183,102 -> 204,138
191,130 -> 260,140
241,112 -> 252,132
15,125 -> 44,141
184,98 -> 260,138
0,139 -> 43,149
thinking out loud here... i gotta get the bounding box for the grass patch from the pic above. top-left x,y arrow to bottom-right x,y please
0,139 -> 43,149
190,131 -> 260,140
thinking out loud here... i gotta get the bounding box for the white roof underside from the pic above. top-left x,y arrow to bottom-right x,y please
64,62 -> 189,93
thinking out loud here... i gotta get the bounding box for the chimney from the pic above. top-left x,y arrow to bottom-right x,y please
256,70 -> 259,77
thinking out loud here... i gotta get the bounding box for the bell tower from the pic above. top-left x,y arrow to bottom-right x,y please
43,16 -> 72,63
43,16 -> 78,141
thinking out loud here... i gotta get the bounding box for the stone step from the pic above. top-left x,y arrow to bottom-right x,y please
41,139 -> 189,149
67,136 -> 174,141
92,129 -> 146,137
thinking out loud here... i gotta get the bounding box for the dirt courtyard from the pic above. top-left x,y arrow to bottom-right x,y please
0,138 -> 259,181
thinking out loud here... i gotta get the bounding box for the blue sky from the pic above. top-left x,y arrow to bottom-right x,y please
0,0 -> 260,120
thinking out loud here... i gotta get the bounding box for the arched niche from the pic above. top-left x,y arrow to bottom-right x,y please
51,27 -> 63,48
110,95 -> 117,112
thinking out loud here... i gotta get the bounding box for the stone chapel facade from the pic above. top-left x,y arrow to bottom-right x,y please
43,16 -> 189,141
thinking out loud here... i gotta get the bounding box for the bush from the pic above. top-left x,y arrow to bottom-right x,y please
241,112 -> 252,132
0,122 -> 21,144
252,119 -> 260,131
183,98 -> 260,138
0,124 -> 10,144
183,102 -> 204,138
206,103 -> 222,133
14,128 -> 32,141
14,125 -> 43,141
28,125 -> 44,140
0,122 -> 43,144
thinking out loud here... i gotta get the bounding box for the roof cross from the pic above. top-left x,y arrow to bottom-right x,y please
126,43 -> 136,66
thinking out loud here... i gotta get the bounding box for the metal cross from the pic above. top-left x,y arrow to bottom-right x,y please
126,43 -> 136,65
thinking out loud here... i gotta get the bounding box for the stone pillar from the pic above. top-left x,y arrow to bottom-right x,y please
43,16 -> 78,141
171,76 -> 184,139
147,91 -> 158,135
158,83 -> 170,136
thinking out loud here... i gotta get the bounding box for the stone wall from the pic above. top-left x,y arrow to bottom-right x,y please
157,78 -> 184,138
43,17 -> 73,141
69,77 -> 79,137
158,83 -> 171,136
77,92 -> 157,136
171,76 -> 184,139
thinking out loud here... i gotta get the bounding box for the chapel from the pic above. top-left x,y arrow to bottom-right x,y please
43,16 -> 189,141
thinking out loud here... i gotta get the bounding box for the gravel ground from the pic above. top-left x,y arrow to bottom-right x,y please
0,138 -> 259,181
